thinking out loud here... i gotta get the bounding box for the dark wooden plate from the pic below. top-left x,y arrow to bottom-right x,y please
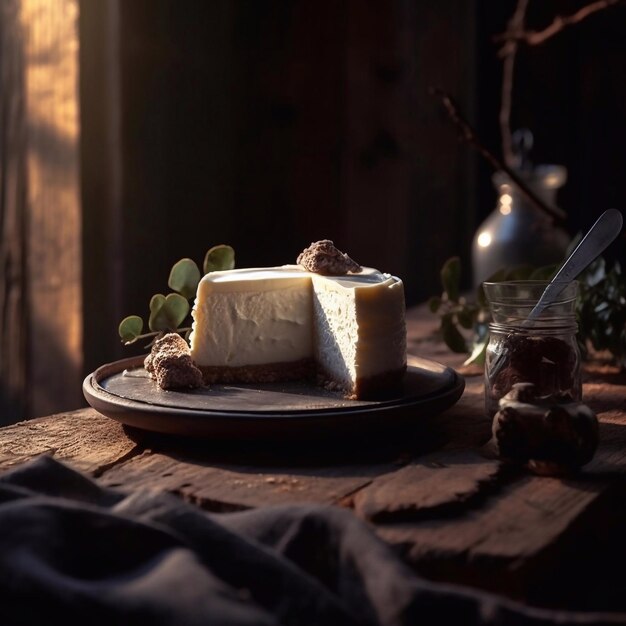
82,354 -> 465,440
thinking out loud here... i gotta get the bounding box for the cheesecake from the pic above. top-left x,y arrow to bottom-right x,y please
188,262 -> 407,400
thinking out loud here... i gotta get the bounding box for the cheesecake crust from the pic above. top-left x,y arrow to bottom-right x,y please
317,364 -> 407,400
197,359 -> 406,401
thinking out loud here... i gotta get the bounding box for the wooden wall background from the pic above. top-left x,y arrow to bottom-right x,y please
0,0 -> 82,423
2,0 -> 624,423
80,0 -> 477,375
0,0 -> 28,423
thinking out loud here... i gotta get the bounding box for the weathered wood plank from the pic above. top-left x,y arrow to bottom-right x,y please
368,399 -> 626,602
357,313 -> 626,604
374,479 -> 608,604
353,449 -> 503,523
376,472 -> 602,561
99,449 -> 403,512
425,377 -> 490,448
0,408 -> 140,474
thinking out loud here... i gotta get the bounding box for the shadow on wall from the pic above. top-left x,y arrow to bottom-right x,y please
0,311 -> 85,427
0,389 -> 20,427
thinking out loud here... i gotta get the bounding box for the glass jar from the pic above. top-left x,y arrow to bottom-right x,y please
483,280 -> 582,418
471,165 -> 571,289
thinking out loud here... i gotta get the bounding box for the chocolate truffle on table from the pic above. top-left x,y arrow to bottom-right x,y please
492,383 -> 598,475
145,333 -> 203,390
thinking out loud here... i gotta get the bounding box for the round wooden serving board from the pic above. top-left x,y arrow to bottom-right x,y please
83,355 -> 465,440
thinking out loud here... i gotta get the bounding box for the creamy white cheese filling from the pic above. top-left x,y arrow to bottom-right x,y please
189,265 -> 406,381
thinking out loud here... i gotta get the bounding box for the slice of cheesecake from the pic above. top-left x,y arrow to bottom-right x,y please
188,265 -> 407,399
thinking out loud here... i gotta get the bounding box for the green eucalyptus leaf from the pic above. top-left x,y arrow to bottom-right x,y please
204,245 -> 235,274
441,257 -> 461,302
149,294 -> 166,312
164,293 -> 190,327
456,307 -> 475,330
118,315 -> 143,344
148,294 -> 167,331
168,258 -> 201,299
148,293 -> 189,332
428,296 -> 441,313
441,314 -> 467,353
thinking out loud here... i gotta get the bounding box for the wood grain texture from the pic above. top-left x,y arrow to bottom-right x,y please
341,0 -> 413,280
21,0 -> 83,418
369,381 -> 626,606
99,449 -> 401,512
79,0 -> 125,375
0,0 -> 28,423
353,449 -> 503,522
0,408 -> 139,474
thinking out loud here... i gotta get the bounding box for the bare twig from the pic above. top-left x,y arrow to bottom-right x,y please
500,0 -> 529,167
496,0 -> 625,53
497,0 -> 624,168
429,87 -> 566,225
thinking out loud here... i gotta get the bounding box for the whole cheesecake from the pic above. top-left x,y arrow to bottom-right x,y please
188,245 -> 407,400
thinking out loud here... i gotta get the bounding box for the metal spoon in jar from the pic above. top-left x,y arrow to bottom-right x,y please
489,208 -> 623,377
526,209 -> 623,322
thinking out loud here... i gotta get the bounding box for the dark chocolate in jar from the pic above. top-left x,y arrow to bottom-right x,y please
487,334 -> 581,416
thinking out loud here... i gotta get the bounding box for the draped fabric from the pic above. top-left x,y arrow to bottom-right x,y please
0,457 -> 615,625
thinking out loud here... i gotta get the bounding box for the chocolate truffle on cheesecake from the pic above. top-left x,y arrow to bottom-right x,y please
188,241 -> 407,399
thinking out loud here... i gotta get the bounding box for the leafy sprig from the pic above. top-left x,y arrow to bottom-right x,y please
118,244 -> 235,346
429,249 -> 626,369
577,257 -> 626,367
428,257 -> 489,366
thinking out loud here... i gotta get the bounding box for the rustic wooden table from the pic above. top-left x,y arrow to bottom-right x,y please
2,306 -> 626,616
